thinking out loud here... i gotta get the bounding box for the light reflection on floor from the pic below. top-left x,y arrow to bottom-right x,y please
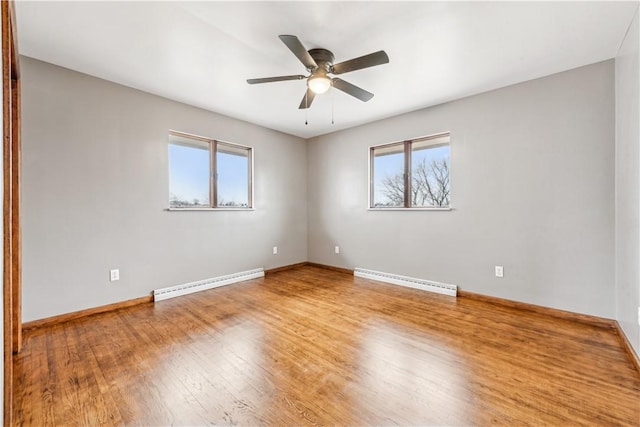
149,313 -> 270,424
354,318 -> 470,425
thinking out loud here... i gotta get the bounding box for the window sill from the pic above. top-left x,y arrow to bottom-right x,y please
367,207 -> 453,211
167,208 -> 255,212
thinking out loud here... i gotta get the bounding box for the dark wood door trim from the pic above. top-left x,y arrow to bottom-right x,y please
3,0 -> 21,424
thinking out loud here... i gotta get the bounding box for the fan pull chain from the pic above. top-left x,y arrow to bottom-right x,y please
331,88 -> 335,125
305,90 -> 308,125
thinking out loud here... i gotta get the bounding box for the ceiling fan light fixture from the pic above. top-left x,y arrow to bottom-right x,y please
247,35 -> 389,109
308,75 -> 331,94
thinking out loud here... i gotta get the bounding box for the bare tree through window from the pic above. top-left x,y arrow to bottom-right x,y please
371,134 -> 450,208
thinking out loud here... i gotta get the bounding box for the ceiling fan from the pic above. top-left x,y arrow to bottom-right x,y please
247,35 -> 389,109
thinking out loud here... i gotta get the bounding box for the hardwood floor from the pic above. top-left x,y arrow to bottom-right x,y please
12,265 -> 640,426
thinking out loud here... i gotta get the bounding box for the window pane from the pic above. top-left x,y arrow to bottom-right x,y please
411,140 -> 450,207
217,143 -> 250,207
169,140 -> 210,208
372,143 -> 405,207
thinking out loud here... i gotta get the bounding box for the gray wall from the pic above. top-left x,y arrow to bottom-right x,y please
21,57 -> 308,322
615,9 -> 639,355
307,61 -> 615,318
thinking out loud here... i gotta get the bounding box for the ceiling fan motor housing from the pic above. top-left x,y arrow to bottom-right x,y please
308,48 -> 335,73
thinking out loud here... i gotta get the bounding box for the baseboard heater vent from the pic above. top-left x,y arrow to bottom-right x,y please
154,268 -> 264,302
354,267 -> 457,297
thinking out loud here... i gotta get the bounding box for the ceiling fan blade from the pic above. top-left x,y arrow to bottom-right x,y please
331,50 -> 389,75
332,78 -> 374,102
279,35 -> 317,70
298,88 -> 316,109
247,75 -> 305,84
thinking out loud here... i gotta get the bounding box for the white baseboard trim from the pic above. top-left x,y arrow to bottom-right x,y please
354,267 -> 457,297
154,268 -> 264,301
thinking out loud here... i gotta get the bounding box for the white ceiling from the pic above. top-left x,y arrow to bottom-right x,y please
15,1 -> 639,139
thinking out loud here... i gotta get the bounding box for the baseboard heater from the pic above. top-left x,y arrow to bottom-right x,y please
153,268 -> 264,301
354,267 -> 457,297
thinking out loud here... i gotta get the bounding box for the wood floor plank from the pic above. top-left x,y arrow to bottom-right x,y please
12,329 -> 50,426
13,265 -> 640,426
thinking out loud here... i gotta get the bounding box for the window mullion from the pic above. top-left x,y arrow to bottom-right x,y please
404,141 -> 411,208
210,140 -> 217,208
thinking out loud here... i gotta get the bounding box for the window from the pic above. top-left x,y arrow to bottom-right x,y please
168,131 -> 252,209
370,133 -> 450,209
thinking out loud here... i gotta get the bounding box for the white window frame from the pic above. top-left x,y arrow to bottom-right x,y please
168,130 -> 254,211
368,132 -> 451,210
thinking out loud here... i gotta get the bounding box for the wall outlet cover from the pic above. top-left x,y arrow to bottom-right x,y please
495,266 -> 504,278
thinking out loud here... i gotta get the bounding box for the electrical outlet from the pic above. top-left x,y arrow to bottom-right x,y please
335,246 -> 340,254
110,269 -> 120,282
637,307 -> 640,326
273,246 -> 278,255
495,266 -> 504,278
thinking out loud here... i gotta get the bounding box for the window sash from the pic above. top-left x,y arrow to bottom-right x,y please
215,142 -> 252,208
